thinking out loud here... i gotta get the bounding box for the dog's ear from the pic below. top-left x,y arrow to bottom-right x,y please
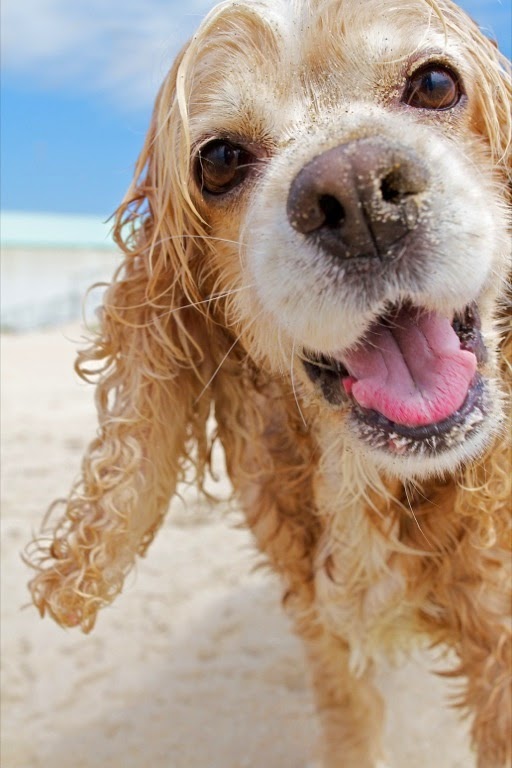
466,22 -> 511,186
466,25 -> 512,547
27,48 -> 226,632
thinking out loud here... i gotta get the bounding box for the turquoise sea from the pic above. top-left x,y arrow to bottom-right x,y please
1,212 -> 121,331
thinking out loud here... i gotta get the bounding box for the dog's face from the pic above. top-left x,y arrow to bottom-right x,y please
171,0 -> 510,479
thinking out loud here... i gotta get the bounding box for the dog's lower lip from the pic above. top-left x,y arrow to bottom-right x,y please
351,373 -> 484,440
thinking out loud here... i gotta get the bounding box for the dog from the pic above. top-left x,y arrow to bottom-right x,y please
27,1 -> 511,765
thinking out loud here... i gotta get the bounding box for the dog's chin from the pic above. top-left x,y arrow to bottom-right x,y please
302,300 -> 497,478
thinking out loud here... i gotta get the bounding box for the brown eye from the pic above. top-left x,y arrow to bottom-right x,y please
197,140 -> 254,195
403,66 -> 461,110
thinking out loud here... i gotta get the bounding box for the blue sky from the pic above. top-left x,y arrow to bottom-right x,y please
1,0 -> 510,217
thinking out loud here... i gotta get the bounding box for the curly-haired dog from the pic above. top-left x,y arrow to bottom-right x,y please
27,1 -> 511,766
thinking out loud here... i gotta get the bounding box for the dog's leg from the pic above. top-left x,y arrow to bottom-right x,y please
469,633 -> 511,768
448,610 -> 510,766
216,380 -> 386,766
299,626 -> 385,768
428,546 -> 511,768
234,477 -> 386,768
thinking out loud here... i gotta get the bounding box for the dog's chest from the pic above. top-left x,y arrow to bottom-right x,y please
313,440 -> 418,669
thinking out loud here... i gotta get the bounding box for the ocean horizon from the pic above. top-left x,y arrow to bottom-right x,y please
1,211 -> 120,331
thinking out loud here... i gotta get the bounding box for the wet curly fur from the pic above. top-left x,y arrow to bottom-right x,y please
27,1 -> 511,766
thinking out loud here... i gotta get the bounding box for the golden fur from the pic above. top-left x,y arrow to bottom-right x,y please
27,1 -> 511,766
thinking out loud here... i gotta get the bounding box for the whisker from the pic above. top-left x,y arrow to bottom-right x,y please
102,284 -> 255,328
194,311 -> 263,403
291,338 -> 308,428
150,233 -> 244,249
406,479 -> 441,509
403,481 -> 433,549
153,284 -> 255,319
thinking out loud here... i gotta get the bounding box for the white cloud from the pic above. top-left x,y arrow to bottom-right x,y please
1,0 -> 217,110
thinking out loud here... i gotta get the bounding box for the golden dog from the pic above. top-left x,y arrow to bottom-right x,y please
28,1 -> 511,765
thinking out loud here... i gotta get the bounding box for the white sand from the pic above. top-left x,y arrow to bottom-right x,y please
1,326 -> 475,768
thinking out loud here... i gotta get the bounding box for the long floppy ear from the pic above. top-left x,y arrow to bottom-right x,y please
27,49 -> 226,632
433,2 -> 510,193
450,5 -> 512,186
450,13 -> 512,546
450,23 -> 511,547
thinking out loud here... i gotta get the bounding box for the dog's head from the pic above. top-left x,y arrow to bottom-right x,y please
132,0 -> 510,479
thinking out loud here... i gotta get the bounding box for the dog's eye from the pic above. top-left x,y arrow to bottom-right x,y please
403,66 -> 461,110
196,140 -> 254,195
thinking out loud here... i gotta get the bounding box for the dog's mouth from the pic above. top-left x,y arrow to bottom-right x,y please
303,302 -> 489,456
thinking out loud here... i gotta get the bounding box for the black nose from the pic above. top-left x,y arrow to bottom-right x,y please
286,137 -> 429,261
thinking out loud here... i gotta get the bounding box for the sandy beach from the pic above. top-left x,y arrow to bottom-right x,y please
1,325 -> 476,768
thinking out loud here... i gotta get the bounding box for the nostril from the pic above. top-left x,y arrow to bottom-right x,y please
319,194 -> 345,229
380,172 -> 403,203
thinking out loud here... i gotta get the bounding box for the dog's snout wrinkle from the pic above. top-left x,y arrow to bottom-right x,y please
287,137 -> 429,261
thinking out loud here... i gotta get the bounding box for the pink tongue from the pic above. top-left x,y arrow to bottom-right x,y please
340,307 -> 477,427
